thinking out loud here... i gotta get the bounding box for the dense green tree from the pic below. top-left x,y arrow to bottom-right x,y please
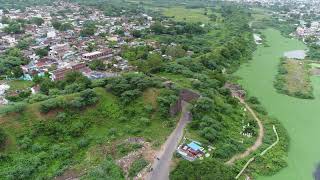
88,60 -> 106,71
4,21 -> 24,34
30,17 -> 44,26
0,128 -> 7,148
170,159 -> 236,180
35,47 -> 49,58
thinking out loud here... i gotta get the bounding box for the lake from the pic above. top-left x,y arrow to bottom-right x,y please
235,28 -> 320,180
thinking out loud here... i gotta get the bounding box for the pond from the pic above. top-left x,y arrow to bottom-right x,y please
236,28 -> 320,180
284,50 -> 307,59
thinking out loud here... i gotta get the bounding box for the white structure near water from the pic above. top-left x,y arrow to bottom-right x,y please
253,34 -> 262,45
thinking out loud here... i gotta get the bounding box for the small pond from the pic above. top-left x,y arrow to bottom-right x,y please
284,50 -> 306,59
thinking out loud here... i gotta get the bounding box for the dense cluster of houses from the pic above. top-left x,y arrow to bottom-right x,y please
0,1 -> 155,82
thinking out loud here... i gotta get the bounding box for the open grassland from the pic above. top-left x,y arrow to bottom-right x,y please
284,60 -> 312,95
163,7 -> 210,23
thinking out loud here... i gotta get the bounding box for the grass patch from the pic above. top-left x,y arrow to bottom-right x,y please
156,72 -> 193,88
274,58 -> 314,99
7,80 -> 34,93
163,6 -> 210,23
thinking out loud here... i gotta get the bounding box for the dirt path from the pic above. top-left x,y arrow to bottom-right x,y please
226,97 -> 264,165
146,101 -> 191,180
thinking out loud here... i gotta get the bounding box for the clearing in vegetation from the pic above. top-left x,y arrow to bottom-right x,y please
163,7 -> 210,23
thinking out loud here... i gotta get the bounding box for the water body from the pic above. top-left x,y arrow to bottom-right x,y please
235,28 -> 320,180
284,50 -> 307,60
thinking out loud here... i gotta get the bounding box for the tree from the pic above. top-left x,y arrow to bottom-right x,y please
59,22 -> 73,31
35,47 -> 49,58
39,77 -> 54,94
17,39 -> 31,50
31,17 -> 44,26
165,45 -> 186,58
80,89 -> 98,105
151,21 -> 165,34
0,128 -> 7,148
64,71 -> 91,88
80,21 -> 97,37
52,20 -> 62,30
170,159 -> 235,180
132,30 -> 142,38
193,97 -> 213,114
4,21 -> 24,34
88,60 -> 106,71
86,42 -> 97,52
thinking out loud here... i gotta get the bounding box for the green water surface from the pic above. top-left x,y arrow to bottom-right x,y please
236,28 -> 320,180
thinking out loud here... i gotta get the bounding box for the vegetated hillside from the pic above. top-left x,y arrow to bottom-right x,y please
0,73 -> 179,179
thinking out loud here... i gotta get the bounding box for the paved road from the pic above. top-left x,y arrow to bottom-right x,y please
147,101 -> 191,180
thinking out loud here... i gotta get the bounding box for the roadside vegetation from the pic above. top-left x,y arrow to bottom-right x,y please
274,58 -> 314,99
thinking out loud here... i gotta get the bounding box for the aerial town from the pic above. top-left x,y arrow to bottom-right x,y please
1,0 -> 320,180
0,1 -> 154,83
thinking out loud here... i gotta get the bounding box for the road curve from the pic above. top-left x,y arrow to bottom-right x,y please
147,100 -> 191,180
226,97 -> 264,165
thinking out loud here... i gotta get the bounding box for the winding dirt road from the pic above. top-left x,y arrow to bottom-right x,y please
226,97 -> 264,165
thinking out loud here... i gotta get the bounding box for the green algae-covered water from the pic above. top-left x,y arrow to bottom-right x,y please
236,28 -> 320,180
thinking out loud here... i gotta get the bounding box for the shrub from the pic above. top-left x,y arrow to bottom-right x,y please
0,102 -> 27,115
27,94 -> 49,103
82,157 -> 124,180
139,117 -> 151,126
39,98 -> 63,113
77,138 -> 90,148
0,128 -> 7,148
128,158 -> 148,177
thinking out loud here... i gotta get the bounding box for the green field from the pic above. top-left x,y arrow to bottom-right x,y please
7,80 -> 34,92
236,28 -> 319,180
163,7 -> 210,23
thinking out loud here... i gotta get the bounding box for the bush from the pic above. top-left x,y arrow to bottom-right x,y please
139,117 -> 151,126
27,94 -> 50,103
0,102 -> 27,115
39,98 -> 63,113
82,157 -> 124,180
0,128 -> 7,148
170,159 -> 236,180
77,138 -> 90,148
128,158 -> 148,177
